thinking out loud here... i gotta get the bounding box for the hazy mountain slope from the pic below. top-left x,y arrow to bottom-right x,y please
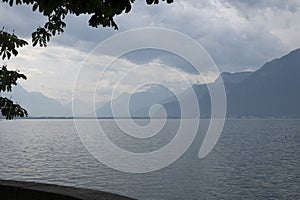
227,48 -> 300,117
2,85 -> 70,117
164,48 -> 300,118
96,92 -> 131,117
163,71 -> 253,118
96,85 -> 175,117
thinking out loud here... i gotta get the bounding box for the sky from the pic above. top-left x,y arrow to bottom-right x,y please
1,0 -> 300,104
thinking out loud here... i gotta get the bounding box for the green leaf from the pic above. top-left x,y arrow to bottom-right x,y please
32,3 -> 38,11
9,0 -> 13,6
7,51 -> 11,59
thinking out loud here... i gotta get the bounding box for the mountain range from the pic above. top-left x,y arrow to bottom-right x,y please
96,85 -> 178,118
97,48 -> 300,118
1,48 -> 299,118
1,86 -> 71,117
163,48 -> 300,118
226,48 -> 300,117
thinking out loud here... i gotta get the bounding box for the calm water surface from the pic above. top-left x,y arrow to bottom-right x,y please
0,119 -> 299,199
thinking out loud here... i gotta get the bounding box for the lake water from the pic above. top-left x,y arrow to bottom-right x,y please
0,119 -> 299,199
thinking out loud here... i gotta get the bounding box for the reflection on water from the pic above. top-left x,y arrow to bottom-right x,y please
0,119 -> 299,199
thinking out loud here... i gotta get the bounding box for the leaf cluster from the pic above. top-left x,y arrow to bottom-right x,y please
0,29 -> 28,119
0,28 -> 28,59
0,65 -> 27,92
0,65 -> 28,119
0,97 -> 28,119
2,0 -> 173,47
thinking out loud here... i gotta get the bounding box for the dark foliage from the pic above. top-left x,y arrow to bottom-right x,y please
0,28 -> 28,59
0,29 -> 28,119
2,0 -> 173,47
0,65 -> 28,119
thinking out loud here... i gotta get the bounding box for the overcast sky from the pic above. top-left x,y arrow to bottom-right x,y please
1,0 -> 300,103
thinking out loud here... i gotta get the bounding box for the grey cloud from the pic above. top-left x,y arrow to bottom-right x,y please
0,3 -> 43,38
121,49 -> 197,74
119,0 -> 287,71
223,0 -> 300,12
199,25 -> 286,71
51,15 -> 116,49
1,0 -> 299,73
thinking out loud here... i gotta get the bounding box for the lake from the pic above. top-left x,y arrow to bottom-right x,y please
0,119 -> 299,199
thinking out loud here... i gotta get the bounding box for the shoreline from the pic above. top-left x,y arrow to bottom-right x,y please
0,179 -> 135,200
2,117 -> 300,120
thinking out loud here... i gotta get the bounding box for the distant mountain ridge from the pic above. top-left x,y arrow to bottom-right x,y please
163,48 -> 300,118
96,85 -> 177,117
2,49 -> 299,118
1,85 -> 103,117
160,70 -> 253,118
2,85 -> 71,117
226,48 -> 300,117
